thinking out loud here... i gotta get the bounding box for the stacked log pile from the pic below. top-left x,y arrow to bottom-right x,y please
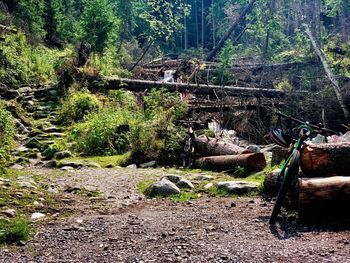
298,142 -> 350,223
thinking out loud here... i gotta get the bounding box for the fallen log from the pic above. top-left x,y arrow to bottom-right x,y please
195,135 -> 249,157
195,153 -> 266,171
300,142 -> 350,177
299,177 -> 350,223
0,24 -> 17,34
95,77 -> 307,99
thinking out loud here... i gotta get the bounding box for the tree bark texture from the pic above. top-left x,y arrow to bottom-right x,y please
96,77 -> 307,98
300,142 -> 350,177
195,153 -> 266,171
298,176 -> 350,223
194,135 -> 249,157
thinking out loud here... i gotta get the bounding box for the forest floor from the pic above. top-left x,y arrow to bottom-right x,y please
0,167 -> 350,263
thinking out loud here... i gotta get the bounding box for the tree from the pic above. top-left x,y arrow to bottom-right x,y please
80,0 -> 119,53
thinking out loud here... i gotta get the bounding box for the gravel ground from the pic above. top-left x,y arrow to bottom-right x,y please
1,168 -> 349,263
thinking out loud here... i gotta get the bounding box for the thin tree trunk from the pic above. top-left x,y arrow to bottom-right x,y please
130,41 -> 153,71
264,0 -> 276,59
212,0 -> 216,48
194,0 -> 199,47
303,23 -> 350,122
201,0 -> 205,49
206,0 -> 257,61
184,0 -> 188,50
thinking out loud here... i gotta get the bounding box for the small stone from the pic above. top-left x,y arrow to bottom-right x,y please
25,137 -> 42,149
86,162 -> 101,168
139,161 -> 156,169
10,164 -> 24,170
163,174 -> 182,184
230,201 -> 237,208
19,182 -> 37,189
190,174 -> 214,181
43,160 -> 58,168
216,181 -> 259,195
126,164 -> 137,169
61,166 -> 74,171
31,212 -> 46,221
176,179 -> 194,189
105,163 -> 116,168
145,178 -> 181,198
47,186 -> 58,194
33,201 -> 44,209
3,209 -> 16,217
54,151 -> 73,160
58,161 -> 83,169
204,183 -> 214,189
43,126 -> 61,133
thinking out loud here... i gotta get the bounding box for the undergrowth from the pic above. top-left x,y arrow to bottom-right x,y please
0,218 -> 31,244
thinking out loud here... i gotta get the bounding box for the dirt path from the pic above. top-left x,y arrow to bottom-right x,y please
1,168 -> 350,263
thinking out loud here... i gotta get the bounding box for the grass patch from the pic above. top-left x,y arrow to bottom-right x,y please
136,179 -> 154,194
0,218 -> 31,244
62,152 -> 131,168
168,191 -> 200,202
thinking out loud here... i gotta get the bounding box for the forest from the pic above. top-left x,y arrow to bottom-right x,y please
0,0 -> 350,262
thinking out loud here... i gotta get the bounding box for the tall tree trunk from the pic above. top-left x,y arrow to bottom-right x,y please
206,0 -> 257,61
194,0 -> 199,47
264,0 -> 276,59
184,0 -> 188,50
212,0 -> 216,48
201,0 -> 205,49
303,24 -> 350,122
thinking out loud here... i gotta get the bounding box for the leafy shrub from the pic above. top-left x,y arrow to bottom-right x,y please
0,103 -> 15,163
0,31 -> 72,87
144,88 -> 187,132
0,218 -> 31,244
57,91 -> 102,124
68,109 -> 134,155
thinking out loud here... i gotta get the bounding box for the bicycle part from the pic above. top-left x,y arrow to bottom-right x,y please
269,149 -> 301,224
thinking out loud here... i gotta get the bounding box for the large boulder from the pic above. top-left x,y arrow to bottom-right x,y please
217,181 -> 259,195
146,178 -> 181,198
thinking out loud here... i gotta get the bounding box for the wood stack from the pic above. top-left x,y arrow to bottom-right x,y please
298,142 -> 350,223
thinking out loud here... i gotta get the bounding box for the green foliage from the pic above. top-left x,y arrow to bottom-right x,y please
0,218 -> 31,244
16,0 -> 46,38
195,129 -> 216,138
68,108 -> 133,155
139,0 -> 189,42
144,88 -> 188,127
213,41 -> 239,85
57,91 -> 102,124
0,31 -> 70,86
80,0 -> 120,53
0,103 -> 15,163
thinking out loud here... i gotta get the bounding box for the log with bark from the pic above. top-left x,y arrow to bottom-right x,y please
300,142 -> 350,177
194,135 -> 250,157
195,153 -> 266,171
93,77 -> 307,99
299,176 -> 350,223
